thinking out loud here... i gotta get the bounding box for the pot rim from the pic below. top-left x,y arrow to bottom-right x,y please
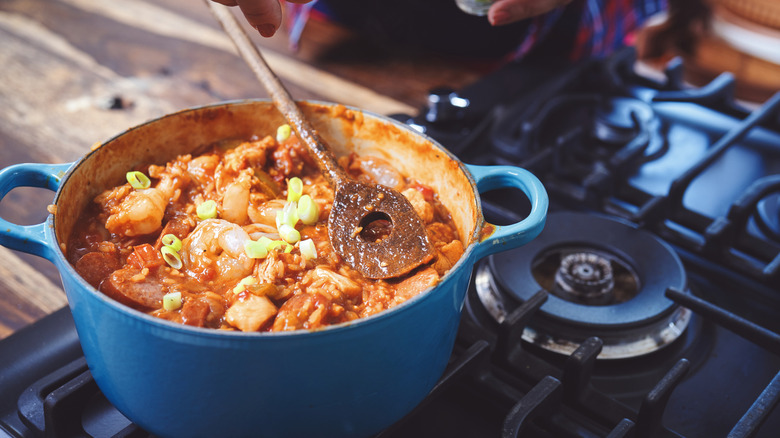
50,98 -> 487,339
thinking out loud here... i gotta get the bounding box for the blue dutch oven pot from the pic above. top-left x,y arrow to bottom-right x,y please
0,100 -> 547,438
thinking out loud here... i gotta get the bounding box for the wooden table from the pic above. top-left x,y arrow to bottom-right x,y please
0,0 -> 483,339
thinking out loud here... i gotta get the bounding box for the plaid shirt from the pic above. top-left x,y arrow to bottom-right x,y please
285,0 -> 667,61
516,0 -> 667,61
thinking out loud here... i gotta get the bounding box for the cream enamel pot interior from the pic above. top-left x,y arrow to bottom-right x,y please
0,100 -> 547,438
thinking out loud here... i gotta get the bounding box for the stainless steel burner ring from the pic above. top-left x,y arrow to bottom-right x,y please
476,211 -> 691,359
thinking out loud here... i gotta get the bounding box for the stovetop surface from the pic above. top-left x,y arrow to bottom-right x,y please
2,48 -> 780,438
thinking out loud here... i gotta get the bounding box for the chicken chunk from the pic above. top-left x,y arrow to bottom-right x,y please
302,267 -> 362,299
225,294 -> 277,332
402,188 -> 434,224
433,240 -> 464,275
272,292 -> 332,331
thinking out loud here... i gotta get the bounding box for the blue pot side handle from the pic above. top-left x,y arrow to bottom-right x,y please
466,164 -> 549,261
0,162 -> 73,262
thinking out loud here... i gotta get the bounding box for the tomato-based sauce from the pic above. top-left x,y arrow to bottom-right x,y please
67,130 -> 464,332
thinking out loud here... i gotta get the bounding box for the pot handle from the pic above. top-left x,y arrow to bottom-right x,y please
466,164 -> 548,261
0,162 -> 73,262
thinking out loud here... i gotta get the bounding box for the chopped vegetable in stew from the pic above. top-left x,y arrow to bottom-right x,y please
66,129 -> 464,332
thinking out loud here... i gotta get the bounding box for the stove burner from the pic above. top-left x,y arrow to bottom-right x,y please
476,212 -> 691,359
543,250 -> 637,306
556,252 -> 614,301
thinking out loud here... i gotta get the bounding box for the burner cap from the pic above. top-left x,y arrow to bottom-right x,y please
554,252 -> 618,305
477,212 -> 690,359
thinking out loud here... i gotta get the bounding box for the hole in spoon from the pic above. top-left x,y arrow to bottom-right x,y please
359,212 -> 393,243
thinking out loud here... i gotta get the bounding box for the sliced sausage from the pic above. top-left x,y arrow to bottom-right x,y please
100,266 -> 165,311
75,251 -> 121,289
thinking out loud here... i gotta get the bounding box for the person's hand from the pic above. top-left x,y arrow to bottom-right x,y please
488,0 -> 574,26
210,0 -> 314,37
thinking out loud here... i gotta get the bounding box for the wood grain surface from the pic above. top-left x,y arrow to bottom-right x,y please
0,0 -> 481,339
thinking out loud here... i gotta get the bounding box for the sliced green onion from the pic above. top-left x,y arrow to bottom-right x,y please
279,224 -> 301,244
161,234 -> 182,252
161,246 -> 183,270
287,177 -> 303,203
266,240 -> 285,251
244,238 -> 270,259
299,238 -> 317,260
197,200 -> 218,220
163,292 -> 182,311
266,239 -> 293,253
276,124 -> 291,142
276,202 -> 299,229
126,171 -> 151,190
297,195 -> 319,225
233,275 -> 258,294
240,276 -> 257,286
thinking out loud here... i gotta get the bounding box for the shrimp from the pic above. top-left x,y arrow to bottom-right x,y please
103,170 -> 182,237
243,223 -> 280,241
187,154 -> 219,188
221,171 -> 252,225
222,139 -> 270,173
179,219 -> 254,287
247,198 -> 286,228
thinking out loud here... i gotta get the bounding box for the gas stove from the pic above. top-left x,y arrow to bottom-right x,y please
2,48 -> 779,437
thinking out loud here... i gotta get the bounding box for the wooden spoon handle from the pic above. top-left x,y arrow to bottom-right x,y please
206,1 -> 347,187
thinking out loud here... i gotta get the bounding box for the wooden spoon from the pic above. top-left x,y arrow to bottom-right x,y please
206,2 -> 434,279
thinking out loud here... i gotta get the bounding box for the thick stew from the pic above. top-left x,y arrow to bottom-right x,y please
66,127 -> 463,332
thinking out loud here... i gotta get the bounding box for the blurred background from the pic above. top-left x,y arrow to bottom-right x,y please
636,0 -> 780,103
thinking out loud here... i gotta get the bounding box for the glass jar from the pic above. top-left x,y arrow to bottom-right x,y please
454,0 -> 497,16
